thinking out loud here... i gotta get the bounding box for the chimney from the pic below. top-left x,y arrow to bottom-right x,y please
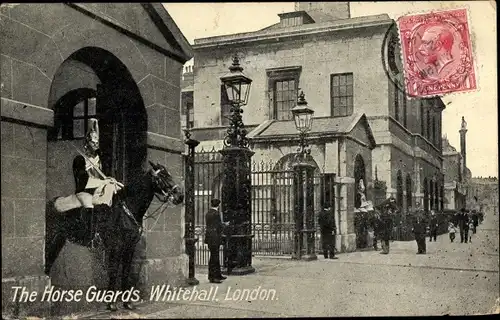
295,2 -> 350,22
459,116 -> 467,179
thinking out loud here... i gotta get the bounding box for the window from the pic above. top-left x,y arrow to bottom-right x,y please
267,66 -> 301,121
429,179 -> 434,210
331,73 -> 353,117
187,102 -> 194,129
402,91 -> 407,127
220,84 -> 231,125
394,83 -> 399,122
426,110 -> 431,140
432,116 -> 436,145
396,170 -> 403,209
49,88 -> 97,141
420,101 -> 425,136
274,79 -> 297,120
406,174 -> 412,211
423,178 -> 429,212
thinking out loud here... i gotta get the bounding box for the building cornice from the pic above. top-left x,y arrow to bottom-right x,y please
193,15 -> 392,49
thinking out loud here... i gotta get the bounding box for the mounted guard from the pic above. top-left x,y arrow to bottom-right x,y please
54,118 -> 123,214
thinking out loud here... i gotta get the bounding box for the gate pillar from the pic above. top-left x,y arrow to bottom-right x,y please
184,129 -> 200,285
220,147 -> 255,275
292,161 -> 317,261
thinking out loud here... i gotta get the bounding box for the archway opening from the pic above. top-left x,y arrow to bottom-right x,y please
46,46 -> 147,284
354,155 -> 366,209
423,178 -> 429,212
396,170 -> 403,210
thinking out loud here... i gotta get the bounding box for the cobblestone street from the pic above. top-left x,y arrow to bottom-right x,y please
78,208 -> 499,318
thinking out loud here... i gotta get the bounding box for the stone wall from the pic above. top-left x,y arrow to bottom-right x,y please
1,3 -> 189,317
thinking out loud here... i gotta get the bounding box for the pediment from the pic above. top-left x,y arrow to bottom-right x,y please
73,3 -> 193,62
347,114 -> 376,149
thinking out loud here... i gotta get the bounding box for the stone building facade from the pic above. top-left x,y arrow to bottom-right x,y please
184,2 -> 445,252
1,3 -> 192,317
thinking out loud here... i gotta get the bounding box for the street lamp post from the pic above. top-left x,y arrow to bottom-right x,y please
183,129 -> 200,285
291,92 -> 317,261
219,56 -> 255,275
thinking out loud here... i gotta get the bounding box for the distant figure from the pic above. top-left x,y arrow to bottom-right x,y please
428,210 -> 438,242
468,219 -> 474,243
457,208 -> 469,243
379,205 -> 394,254
448,222 -> 456,243
204,199 -> 228,283
412,211 -> 427,254
318,207 -> 338,259
471,210 -> 479,234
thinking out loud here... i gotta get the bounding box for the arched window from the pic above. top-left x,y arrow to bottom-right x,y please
423,178 -> 429,212
432,116 -> 436,146
440,185 -> 445,211
396,170 -> 403,209
434,180 -> 439,211
426,110 -> 431,140
354,155 -> 366,209
406,174 -> 412,211
429,179 -> 434,211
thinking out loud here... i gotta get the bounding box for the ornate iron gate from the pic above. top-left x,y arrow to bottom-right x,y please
191,147 -> 332,266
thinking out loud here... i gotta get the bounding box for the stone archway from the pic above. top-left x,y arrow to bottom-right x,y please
45,46 -> 147,290
354,154 -> 366,209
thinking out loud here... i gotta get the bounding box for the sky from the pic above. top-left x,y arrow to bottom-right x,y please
164,2 -> 498,178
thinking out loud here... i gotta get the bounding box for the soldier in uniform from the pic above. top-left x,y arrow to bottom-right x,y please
73,118 -> 123,209
318,207 -> 338,259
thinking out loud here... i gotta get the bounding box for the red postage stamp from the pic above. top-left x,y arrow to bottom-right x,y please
397,8 -> 476,98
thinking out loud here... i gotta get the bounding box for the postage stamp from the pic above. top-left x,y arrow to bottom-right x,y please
397,8 -> 476,98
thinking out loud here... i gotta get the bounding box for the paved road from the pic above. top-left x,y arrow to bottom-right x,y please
82,209 -> 499,318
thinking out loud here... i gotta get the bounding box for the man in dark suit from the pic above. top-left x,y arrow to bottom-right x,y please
378,200 -> 395,254
457,208 -> 469,243
204,199 -> 228,283
412,211 -> 427,254
318,207 -> 338,259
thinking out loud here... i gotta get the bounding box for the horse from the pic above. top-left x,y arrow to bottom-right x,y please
45,161 -> 184,311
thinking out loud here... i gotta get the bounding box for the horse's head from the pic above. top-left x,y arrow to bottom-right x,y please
148,161 -> 184,205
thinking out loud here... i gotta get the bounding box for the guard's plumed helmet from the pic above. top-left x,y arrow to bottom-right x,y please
85,118 -> 99,151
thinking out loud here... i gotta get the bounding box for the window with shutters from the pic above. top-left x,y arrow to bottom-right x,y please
331,73 -> 354,117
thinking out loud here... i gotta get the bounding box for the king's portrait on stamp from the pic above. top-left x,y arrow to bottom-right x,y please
1,2 -> 497,319
397,8 -> 477,98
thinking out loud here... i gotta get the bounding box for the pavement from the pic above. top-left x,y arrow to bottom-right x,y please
74,209 -> 499,318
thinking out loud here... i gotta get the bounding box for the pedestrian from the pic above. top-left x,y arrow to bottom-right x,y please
428,210 -> 438,242
412,211 -> 427,254
457,208 -> 469,243
448,222 -> 456,243
318,207 -> 338,259
468,219 -> 474,243
378,199 -> 395,254
204,198 -> 228,283
471,210 -> 479,234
